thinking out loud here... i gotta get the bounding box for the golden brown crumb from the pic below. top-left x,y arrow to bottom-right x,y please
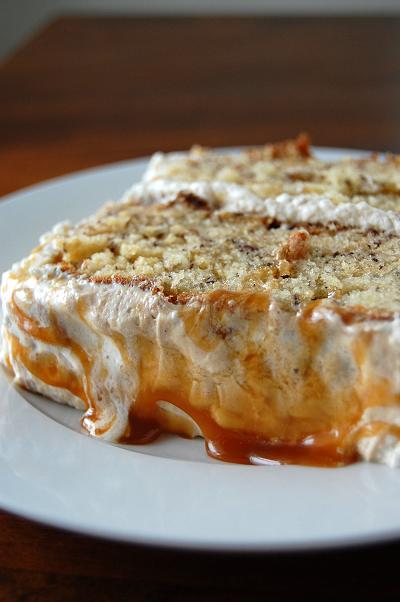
144,135 -> 400,213
35,195 -> 400,314
276,230 -> 310,262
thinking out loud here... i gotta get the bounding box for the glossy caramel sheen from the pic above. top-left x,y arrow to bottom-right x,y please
116,296 -> 358,466
9,293 -> 92,408
6,289 -> 399,467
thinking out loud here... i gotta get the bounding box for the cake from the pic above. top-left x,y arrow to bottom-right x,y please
125,134 -> 400,236
2,137 -> 400,467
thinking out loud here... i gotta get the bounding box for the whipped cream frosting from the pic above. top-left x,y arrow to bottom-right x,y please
124,147 -> 400,236
123,179 -> 400,237
356,406 -> 400,467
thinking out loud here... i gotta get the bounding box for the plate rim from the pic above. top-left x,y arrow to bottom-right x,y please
1,145 -> 399,553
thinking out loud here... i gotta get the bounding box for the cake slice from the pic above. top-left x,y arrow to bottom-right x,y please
124,135 -> 400,236
2,189 -> 400,467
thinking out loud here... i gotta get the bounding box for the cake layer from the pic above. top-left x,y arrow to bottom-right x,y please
123,135 -> 400,236
2,191 -> 400,466
25,193 -> 400,313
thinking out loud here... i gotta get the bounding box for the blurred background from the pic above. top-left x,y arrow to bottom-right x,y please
2,0 -> 400,59
2,0 -> 400,195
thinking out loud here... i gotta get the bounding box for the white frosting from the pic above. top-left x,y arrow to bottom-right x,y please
123,179 -> 400,237
357,407 -> 400,468
143,151 -> 187,182
266,193 -> 400,237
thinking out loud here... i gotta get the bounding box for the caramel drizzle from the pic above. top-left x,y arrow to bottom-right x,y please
9,292 -> 93,408
123,393 -> 355,467
119,333 -> 356,467
8,333 -> 87,402
7,289 -> 400,467
120,298 -> 398,466
357,421 -> 400,441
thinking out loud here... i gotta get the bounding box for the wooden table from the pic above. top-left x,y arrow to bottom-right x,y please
1,16 -> 400,600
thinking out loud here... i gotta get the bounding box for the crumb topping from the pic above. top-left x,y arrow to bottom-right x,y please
144,136 -> 400,213
40,193 -> 400,313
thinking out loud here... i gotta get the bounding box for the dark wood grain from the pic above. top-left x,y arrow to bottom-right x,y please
2,16 -> 400,197
2,512 -> 400,602
0,513 -> 400,602
1,16 -> 400,601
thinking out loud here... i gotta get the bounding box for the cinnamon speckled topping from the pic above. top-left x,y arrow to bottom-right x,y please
44,192 -> 400,313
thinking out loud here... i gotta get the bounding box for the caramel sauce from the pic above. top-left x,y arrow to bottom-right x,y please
8,333 -> 87,402
357,421 -> 400,441
10,292 -> 93,408
3,350 -> 12,371
122,403 -> 355,467
7,289 -> 399,468
119,332 -> 356,467
352,334 -> 395,406
182,291 -> 269,352
119,298 -> 398,466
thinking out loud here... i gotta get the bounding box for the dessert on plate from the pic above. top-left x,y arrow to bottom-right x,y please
2,137 -> 400,467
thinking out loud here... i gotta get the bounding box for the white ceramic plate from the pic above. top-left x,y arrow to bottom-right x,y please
1,147 -> 400,552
